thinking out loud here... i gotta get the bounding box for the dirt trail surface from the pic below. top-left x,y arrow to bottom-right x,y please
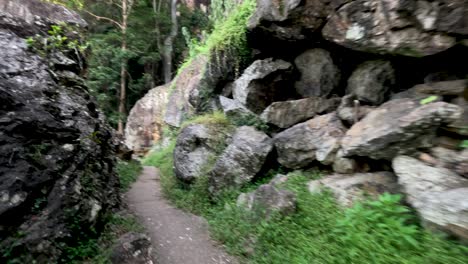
126,166 -> 238,264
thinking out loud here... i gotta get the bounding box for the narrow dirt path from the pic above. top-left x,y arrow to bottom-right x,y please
125,166 -> 238,264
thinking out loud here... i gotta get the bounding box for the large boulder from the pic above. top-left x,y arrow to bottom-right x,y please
294,49 -> 341,98
110,232 -> 154,264
274,113 -> 347,169
260,96 -> 340,128
174,124 -> 231,183
0,1 -> 120,262
323,0 -> 457,57
347,60 -> 396,105
341,99 -> 462,160
209,126 -> 273,196
393,156 -> 468,240
232,58 -> 293,114
237,175 -> 297,219
248,0 -> 346,41
125,83 -> 170,153
308,172 -> 400,207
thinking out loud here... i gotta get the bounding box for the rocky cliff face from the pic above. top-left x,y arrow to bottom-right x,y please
0,0 -> 120,262
128,0 -> 468,240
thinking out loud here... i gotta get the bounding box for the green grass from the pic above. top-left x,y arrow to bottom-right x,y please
144,141 -> 468,264
180,111 -> 232,129
116,160 -> 143,191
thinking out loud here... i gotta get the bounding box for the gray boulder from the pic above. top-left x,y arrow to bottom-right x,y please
232,58 -> 293,114
110,232 -> 154,264
209,126 -> 273,196
274,113 -> 347,169
308,172 -> 400,207
237,177 -> 297,219
341,99 -> 462,160
248,0 -> 346,41
393,156 -> 468,240
294,49 -> 341,98
323,0 -> 457,57
347,60 -> 396,105
260,96 -> 340,128
174,124 -> 230,183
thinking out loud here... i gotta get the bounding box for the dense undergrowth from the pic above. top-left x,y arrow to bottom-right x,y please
61,160 -> 143,263
143,111 -> 468,264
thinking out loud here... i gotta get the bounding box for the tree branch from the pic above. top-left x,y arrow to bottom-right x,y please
83,9 -> 123,29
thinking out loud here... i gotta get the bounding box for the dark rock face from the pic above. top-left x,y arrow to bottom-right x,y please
174,124 -> 231,183
341,99 -> 462,160
347,60 -> 395,105
209,126 -> 273,196
323,0 -> 457,56
248,0 -> 346,41
110,232 -> 154,264
274,113 -> 347,169
294,49 -> 341,98
0,0 -> 119,262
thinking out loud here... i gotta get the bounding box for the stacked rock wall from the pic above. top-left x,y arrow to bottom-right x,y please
128,0 -> 468,240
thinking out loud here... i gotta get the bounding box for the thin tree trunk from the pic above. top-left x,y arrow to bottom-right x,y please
162,0 -> 178,84
117,0 -> 129,135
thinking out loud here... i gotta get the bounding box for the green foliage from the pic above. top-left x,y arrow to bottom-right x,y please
116,160 -> 143,191
26,23 -> 87,56
460,140 -> 468,148
420,95 -> 439,105
228,112 -> 269,132
176,0 -> 255,74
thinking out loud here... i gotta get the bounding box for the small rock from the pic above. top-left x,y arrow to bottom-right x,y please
332,149 -> 358,174
237,180 -> 297,219
110,232 -> 154,264
308,172 -> 400,207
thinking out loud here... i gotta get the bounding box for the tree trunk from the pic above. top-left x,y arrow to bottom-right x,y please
162,0 -> 178,84
117,0 -> 129,135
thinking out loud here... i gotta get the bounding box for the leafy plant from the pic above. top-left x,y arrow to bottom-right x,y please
420,95 -> 439,105
460,140 -> 468,149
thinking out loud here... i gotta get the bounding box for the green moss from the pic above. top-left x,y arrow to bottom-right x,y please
180,111 -> 232,129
